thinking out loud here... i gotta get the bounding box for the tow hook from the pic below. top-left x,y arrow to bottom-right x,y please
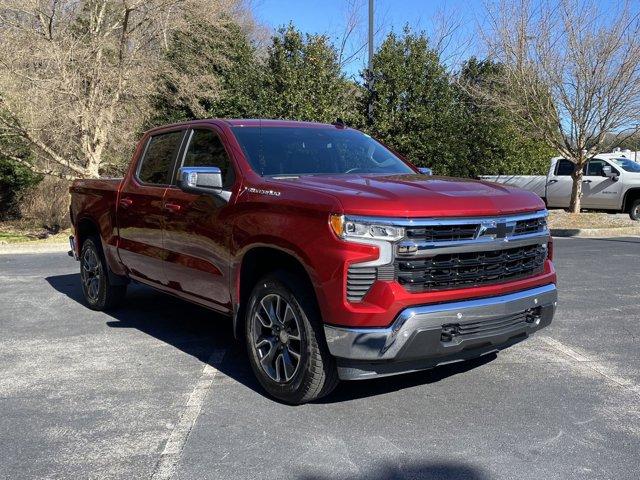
441,325 -> 460,342
525,307 -> 542,325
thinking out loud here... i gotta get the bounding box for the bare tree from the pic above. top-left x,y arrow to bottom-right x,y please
0,0 -> 244,179
481,0 -> 640,212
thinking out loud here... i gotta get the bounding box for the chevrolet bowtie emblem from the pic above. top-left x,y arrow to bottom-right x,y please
477,221 -> 509,239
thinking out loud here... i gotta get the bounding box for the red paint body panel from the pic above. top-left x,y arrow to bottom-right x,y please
69,119 -> 557,329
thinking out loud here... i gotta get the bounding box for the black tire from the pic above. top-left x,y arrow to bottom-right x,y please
629,199 -> 640,221
80,236 -> 126,311
245,271 -> 338,404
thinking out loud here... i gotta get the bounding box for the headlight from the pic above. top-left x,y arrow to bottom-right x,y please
330,214 -> 405,241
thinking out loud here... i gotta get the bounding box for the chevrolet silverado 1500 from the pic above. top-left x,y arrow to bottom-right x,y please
69,119 -> 557,404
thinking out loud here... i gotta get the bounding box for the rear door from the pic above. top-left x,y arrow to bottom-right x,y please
546,159 -> 575,208
581,159 -> 622,209
117,129 -> 186,286
162,126 -> 238,312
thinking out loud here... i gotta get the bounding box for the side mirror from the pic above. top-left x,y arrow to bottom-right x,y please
418,167 -> 433,175
602,165 -> 618,181
177,166 -> 223,195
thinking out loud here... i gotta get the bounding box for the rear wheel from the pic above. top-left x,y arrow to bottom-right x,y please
245,271 -> 338,404
629,199 -> 640,221
80,237 -> 126,310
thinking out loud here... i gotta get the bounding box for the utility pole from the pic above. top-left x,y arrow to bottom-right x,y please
367,0 -> 374,122
368,0 -> 374,71
633,123 -> 640,162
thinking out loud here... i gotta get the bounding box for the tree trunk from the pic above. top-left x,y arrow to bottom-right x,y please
569,163 -> 583,213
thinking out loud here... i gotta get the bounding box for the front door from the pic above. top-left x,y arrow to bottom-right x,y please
117,129 -> 186,286
581,159 -> 623,209
546,159 -> 575,208
162,127 -> 237,312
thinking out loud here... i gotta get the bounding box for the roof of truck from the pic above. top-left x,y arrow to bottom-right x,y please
146,119 -> 346,134
222,119 -> 343,128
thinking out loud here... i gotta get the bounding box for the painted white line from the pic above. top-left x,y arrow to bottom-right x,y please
539,336 -> 640,396
151,349 -> 227,480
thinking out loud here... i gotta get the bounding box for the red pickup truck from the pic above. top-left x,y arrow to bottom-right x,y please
69,119 -> 557,404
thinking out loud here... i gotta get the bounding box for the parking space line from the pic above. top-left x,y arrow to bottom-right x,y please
151,349 -> 227,480
539,336 -> 640,396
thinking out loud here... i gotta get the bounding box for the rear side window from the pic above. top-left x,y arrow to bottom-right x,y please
138,131 -> 184,185
182,129 -> 235,188
555,159 -> 575,176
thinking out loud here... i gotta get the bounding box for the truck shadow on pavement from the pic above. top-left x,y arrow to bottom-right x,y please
296,461 -> 490,480
46,273 -> 497,404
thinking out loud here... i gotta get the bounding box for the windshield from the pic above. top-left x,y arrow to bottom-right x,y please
231,126 -> 415,176
612,158 -> 640,173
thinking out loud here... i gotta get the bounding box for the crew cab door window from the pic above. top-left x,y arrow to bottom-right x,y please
181,129 -> 235,188
138,131 -> 184,185
555,159 -> 575,176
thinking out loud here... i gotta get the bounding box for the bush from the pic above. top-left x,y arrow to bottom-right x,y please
20,177 -> 71,233
0,158 -> 40,220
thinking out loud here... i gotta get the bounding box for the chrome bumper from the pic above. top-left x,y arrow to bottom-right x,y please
324,284 -> 557,380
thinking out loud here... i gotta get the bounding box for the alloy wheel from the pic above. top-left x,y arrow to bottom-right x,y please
81,246 -> 102,302
251,293 -> 303,383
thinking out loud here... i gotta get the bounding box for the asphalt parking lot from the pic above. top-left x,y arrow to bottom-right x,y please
1,237 -> 640,480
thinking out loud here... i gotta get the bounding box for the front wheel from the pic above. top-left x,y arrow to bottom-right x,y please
629,199 -> 640,221
80,237 -> 126,310
245,271 -> 338,404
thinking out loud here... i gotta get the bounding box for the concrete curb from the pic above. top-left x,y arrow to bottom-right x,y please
0,242 -> 70,255
551,227 -> 640,238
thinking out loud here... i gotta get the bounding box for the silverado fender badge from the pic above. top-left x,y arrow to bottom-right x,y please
246,187 -> 281,197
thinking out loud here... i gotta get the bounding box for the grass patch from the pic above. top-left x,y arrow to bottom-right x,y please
0,221 -> 71,245
548,210 -> 638,230
0,231 -> 32,243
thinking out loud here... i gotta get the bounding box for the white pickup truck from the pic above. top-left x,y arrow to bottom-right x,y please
482,156 -> 640,220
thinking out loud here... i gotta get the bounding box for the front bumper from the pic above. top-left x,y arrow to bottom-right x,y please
324,284 -> 557,380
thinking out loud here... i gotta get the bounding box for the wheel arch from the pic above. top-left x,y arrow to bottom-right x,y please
76,216 -> 101,250
76,215 -> 128,285
622,188 -> 640,213
233,245 -> 320,340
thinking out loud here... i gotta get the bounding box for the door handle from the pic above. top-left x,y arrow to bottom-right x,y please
547,179 -> 558,184
164,203 -> 181,213
119,197 -> 133,209
582,179 -> 592,183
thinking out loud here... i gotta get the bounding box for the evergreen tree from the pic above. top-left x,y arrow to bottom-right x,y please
361,27 -> 466,175
260,25 -> 360,124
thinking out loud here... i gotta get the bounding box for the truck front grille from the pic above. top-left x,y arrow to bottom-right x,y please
405,225 -> 478,243
514,217 -> 547,235
396,244 -> 546,292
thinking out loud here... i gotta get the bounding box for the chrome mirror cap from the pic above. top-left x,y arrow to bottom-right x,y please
177,166 -> 223,195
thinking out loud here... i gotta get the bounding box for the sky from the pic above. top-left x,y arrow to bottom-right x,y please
251,0 -> 631,78
252,0 -> 489,77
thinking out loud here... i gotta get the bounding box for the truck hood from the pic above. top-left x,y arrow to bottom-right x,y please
271,173 -> 545,217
